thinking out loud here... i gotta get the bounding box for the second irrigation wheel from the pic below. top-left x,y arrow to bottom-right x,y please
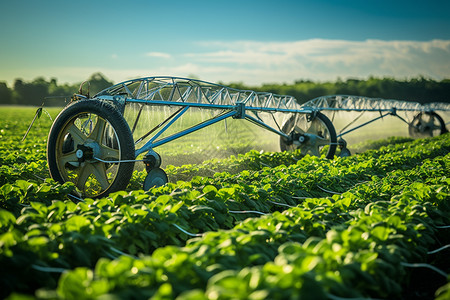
408,111 -> 448,138
280,112 -> 337,159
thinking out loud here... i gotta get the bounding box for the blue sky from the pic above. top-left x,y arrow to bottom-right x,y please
1,0 -> 449,86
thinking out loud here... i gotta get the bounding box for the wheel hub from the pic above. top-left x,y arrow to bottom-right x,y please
294,133 -> 317,147
75,142 -> 100,162
303,133 -> 317,146
143,150 -> 162,172
76,149 -> 84,159
289,132 -> 309,146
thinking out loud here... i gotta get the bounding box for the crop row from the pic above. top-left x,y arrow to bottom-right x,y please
2,133 -> 448,230
4,151 -> 448,299
162,136 -> 415,182
1,133 -> 449,298
2,126 -> 445,215
1,134 -> 448,242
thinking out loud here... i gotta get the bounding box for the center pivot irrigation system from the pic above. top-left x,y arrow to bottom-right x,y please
46,76 -> 449,198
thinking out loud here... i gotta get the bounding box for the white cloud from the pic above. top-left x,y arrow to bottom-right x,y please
145,52 -> 171,59
186,39 -> 450,83
3,39 -> 448,87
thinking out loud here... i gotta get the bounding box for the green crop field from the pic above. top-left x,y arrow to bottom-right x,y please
0,105 -> 449,299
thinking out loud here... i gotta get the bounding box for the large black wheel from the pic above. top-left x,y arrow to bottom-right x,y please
280,112 -> 337,159
47,100 -> 135,198
408,112 -> 448,138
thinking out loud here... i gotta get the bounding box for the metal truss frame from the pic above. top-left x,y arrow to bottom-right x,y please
94,76 -> 449,158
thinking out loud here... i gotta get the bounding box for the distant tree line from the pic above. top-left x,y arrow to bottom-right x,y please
0,73 -> 449,106
226,77 -> 450,104
0,72 -> 114,106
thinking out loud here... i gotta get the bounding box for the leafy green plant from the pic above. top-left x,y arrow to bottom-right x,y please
1,107 -> 449,299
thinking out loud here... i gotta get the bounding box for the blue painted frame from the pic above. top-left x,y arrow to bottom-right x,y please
96,94 -> 313,158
